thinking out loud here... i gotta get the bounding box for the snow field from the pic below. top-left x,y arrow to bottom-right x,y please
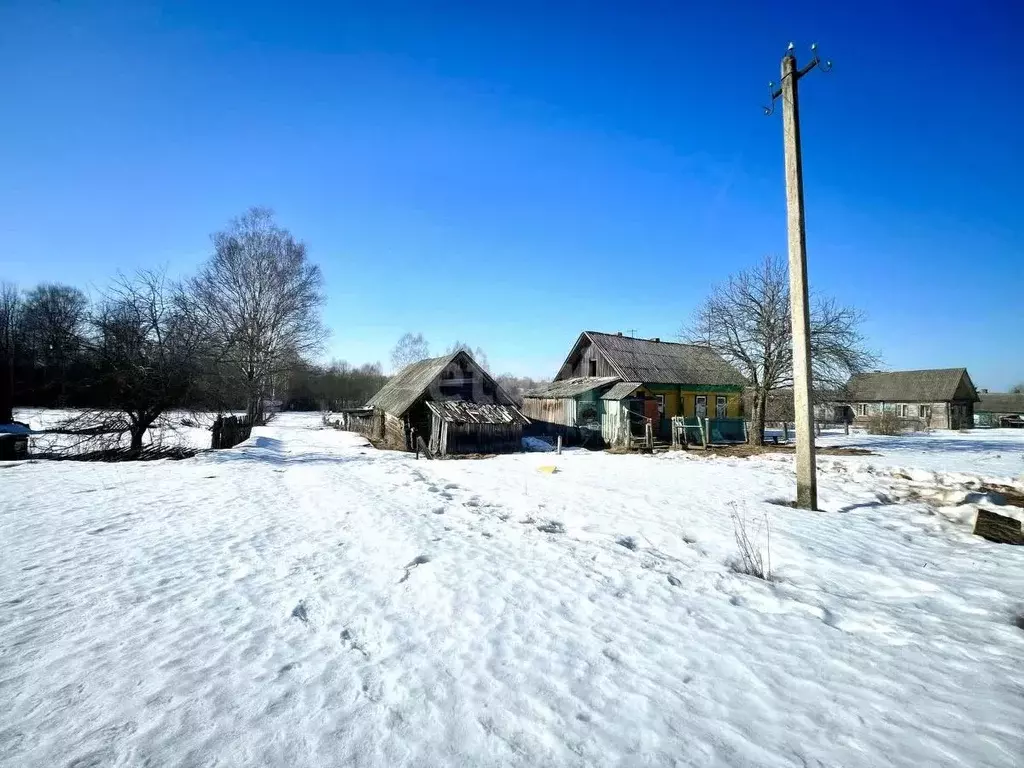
1,413 -> 1022,767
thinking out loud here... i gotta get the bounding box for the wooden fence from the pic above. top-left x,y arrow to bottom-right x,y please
211,415 -> 253,449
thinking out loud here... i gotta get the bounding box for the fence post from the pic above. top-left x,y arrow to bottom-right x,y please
556,435 -> 562,455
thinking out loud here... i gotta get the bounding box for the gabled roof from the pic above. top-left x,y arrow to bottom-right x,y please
847,368 -> 978,403
426,400 -> 530,425
368,351 -> 515,416
600,382 -> 643,401
562,331 -> 746,386
976,392 -> 1024,414
523,377 -> 619,399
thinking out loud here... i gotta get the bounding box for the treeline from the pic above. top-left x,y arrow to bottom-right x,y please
1,207 -> 326,450
283,361 -> 389,411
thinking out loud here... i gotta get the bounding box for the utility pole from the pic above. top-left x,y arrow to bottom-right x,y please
766,43 -> 831,511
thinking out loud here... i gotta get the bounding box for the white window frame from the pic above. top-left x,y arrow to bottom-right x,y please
857,403 -> 869,417
896,403 -> 908,417
716,395 -> 728,419
918,404 -> 931,420
655,394 -> 665,416
695,395 -> 708,419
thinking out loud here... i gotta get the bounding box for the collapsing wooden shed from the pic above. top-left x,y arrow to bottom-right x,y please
426,400 -> 529,456
361,349 -> 528,456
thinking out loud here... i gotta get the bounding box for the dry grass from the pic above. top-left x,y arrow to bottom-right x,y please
729,504 -> 773,581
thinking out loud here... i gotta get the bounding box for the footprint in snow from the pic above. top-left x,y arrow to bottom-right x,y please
616,536 -> 638,551
291,601 -> 309,623
398,554 -> 431,583
537,521 -> 565,534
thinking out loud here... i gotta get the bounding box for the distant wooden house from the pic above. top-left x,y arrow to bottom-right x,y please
845,368 -> 979,430
522,331 -> 746,447
974,392 -> 1024,428
362,350 -> 528,456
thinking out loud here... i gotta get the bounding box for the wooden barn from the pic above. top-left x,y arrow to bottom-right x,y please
522,331 -> 746,448
974,392 -> 1024,428
363,350 -> 528,456
845,368 -> 979,430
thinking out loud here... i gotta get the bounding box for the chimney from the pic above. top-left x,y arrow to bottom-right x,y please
616,331 -> 623,336
651,337 -> 660,343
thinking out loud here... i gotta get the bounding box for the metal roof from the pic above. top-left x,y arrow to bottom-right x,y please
523,376 -> 619,399
426,400 -> 530,425
582,331 -> 746,386
976,392 -> 1024,414
847,368 -> 976,403
600,382 -> 643,400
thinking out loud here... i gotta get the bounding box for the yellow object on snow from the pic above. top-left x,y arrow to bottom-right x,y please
537,465 -> 558,474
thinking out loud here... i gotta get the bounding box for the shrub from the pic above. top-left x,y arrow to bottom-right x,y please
729,505 -> 773,581
866,411 -> 905,436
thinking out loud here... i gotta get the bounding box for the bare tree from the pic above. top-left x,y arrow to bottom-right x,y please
683,255 -> 876,445
20,283 -> 89,405
1011,383 -> 1024,394
494,373 -> 550,405
390,332 -> 430,372
446,340 -> 489,371
85,270 -> 208,453
192,207 -> 326,424
0,282 -> 21,423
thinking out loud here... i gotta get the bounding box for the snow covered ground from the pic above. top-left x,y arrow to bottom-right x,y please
817,427 -> 1024,481
2,413 -> 1022,767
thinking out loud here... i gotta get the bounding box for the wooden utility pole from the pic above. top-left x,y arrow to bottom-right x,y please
767,43 -> 831,510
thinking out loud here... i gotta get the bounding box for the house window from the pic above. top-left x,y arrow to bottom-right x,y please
857,403 -> 869,417
716,395 -> 728,419
695,395 -> 708,419
896,404 -> 908,417
655,394 -> 665,416
588,359 -> 597,377
919,405 -> 931,421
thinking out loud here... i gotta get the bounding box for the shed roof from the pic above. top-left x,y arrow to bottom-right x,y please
976,392 -> 1024,414
367,351 -> 515,417
426,400 -> 530,425
367,352 -> 459,416
523,377 -> 619,399
847,368 -> 976,403
600,382 -> 643,401
580,331 -> 746,386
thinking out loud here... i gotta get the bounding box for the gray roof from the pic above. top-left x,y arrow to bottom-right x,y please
976,392 -> 1024,414
426,400 -> 530,425
600,382 -> 642,401
583,331 -> 746,386
367,353 -> 459,416
367,351 -> 515,416
847,368 -> 975,403
523,377 -> 619,399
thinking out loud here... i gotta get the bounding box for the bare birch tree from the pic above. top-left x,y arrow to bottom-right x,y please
192,207 -> 326,424
446,340 -> 489,371
390,332 -> 430,372
683,255 -> 876,445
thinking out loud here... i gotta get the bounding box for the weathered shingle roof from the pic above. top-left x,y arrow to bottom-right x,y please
426,400 -> 530,425
847,368 -> 975,403
367,353 -> 459,416
600,382 -> 642,401
523,377 -> 619,399
584,331 -> 746,386
976,392 -> 1024,414
367,351 -> 515,416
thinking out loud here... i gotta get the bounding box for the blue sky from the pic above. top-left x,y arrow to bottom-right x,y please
2,1 -> 1022,387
